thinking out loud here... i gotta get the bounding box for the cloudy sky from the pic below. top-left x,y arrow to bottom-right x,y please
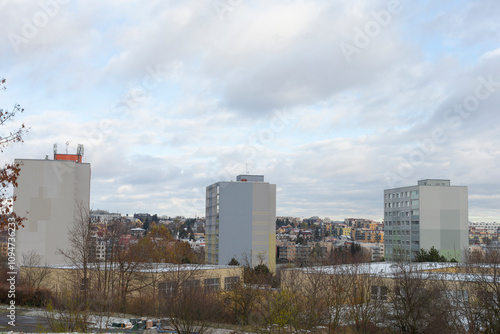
2,0 -> 500,221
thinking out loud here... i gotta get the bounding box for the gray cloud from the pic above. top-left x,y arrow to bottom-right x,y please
2,0 -> 500,221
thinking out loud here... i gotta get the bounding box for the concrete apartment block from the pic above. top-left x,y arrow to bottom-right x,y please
206,175 -> 276,271
384,179 -> 468,261
14,157 -> 91,265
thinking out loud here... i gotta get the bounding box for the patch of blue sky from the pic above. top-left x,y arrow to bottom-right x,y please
152,87 -> 206,118
5,78 -> 82,120
417,34 -> 495,66
400,0 -> 491,66
128,144 -> 188,159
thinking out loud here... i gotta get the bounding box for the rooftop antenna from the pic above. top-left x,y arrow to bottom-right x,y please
77,144 -> 84,156
65,141 -> 69,154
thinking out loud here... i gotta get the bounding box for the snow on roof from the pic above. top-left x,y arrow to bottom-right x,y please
285,262 -> 499,282
27,263 -> 241,273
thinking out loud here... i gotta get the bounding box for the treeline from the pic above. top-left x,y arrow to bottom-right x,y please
229,249 -> 500,334
7,248 -> 500,333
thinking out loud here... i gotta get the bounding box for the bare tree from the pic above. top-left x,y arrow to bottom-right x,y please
463,248 -> 500,333
19,250 -> 50,289
257,288 -> 302,334
343,263 -> 386,333
40,288 -> 90,333
320,265 -> 351,332
158,264 -> 224,334
386,262 -> 455,334
272,265 -> 351,333
222,275 -> 260,326
1,77 -> 29,229
58,203 -> 95,306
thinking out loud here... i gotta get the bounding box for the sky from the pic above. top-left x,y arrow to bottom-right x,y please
1,0 -> 500,222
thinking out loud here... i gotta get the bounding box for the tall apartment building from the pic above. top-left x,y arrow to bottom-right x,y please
384,179 -> 468,261
205,175 -> 276,271
14,146 -> 91,265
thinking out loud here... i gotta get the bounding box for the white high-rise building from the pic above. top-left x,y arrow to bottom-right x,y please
205,175 -> 276,271
384,179 -> 468,261
14,149 -> 91,265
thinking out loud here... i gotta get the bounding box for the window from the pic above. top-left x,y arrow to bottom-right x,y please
371,286 -> 388,301
159,281 -> 177,298
182,279 -> 201,291
446,290 -> 469,308
225,276 -> 240,290
204,278 -> 220,292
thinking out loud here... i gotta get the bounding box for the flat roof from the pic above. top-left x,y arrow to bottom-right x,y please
25,263 -> 242,273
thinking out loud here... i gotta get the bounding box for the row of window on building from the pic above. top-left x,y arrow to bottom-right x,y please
385,210 -> 419,217
386,230 -> 413,236
385,201 -> 410,208
385,190 -> 419,200
385,239 -> 419,246
372,286 -> 479,306
386,220 -> 419,227
158,276 -> 240,297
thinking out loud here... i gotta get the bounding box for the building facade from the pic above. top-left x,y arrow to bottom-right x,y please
14,152 -> 91,265
205,175 -> 276,271
384,179 -> 468,261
